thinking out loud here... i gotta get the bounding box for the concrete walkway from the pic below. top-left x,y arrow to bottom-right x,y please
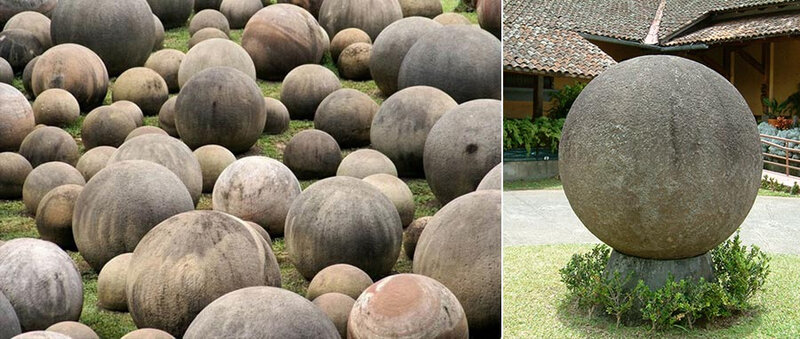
503,189 -> 800,255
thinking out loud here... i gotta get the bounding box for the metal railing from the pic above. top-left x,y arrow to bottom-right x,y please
760,134 -> 800,176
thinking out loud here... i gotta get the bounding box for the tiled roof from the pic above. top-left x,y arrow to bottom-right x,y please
659,0 -> 798,41
666,11 -> 800,45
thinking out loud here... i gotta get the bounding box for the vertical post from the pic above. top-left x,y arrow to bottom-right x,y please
533,75 -> 544,118
762,43 -> 771,116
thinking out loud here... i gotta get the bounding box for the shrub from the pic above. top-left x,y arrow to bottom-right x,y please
548,83 -> 586,119
503,117 -> 564,153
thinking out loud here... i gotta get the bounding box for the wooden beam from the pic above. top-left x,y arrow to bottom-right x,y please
734,48 -> 764,75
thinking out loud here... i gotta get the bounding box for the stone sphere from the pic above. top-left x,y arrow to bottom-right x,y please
31,44 -> 109,109
193,145 -> 236,193
560,55 -> 762,260
35,184 -> 83,250
121,329 -> 175,339
0,152 -> 32,199
319,0 -> 403,41
110,101 -> 145,127
371,86 -> 457,176
4,11 -> 52,49
153,15 -> 165,52
148,0 -> 193,29
21,56 -> 36,96
213,156 -> 301,236
194,0 -> 223,11
189,10 -> 230,36
75,146 -> 116,181
330,28 -> 371,61
0,57 -> 11,84
245,221 -> 272,245
18,126 -> 79,167
175,67 -> 266,153
314,89 -> 378,148
307,264 -> 373,300
313,293 -> 355,338
51,0 -> 155,75
338,42 -> 372,80
32,89 -> 79,127
183,287 -> 339,339
81,106 -> 137,150
0,29 -> 43,71
280,64 -> 341,120
158,96 -> 179,137
0,238 -> 83,331
145,49 -> 185,93
277,0 -> 324,17
72,160 -> 194,271
370,17 -> 441,97
187,27 -> 230,50
477,163 -> 501,190
97,253 -> 132,312
424,99 -> 502,205
337,149 -> 397,179
0,291 -> 21,338
398,25 -> 500,103
125,126 -> 168,142
413,190 -> 501,336
283,130 -> 342,179
263,97 -> 290,135
46,322 -> 98,339
0,83 -> 35,151
113,68 -> 169,116
348,274 -> 468,338
477,0 -> 500,37
0,0 -> 57,27
220,0 -> 263,29
363,174 -> 415,227
22,162 -> 85,215
11,331 -> 72,339
403,216 -> 430,259
433,12 -> 471,25
241,4 -> 327,80
286,177 -> 402,279
179,38 -> 256,88
398,0 -> 442,18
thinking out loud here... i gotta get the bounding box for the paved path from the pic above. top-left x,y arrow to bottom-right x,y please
503,190 -> 800,255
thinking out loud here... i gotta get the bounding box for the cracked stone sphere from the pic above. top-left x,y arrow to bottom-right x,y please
280,64 -> 341,120
0,83 -> 35,151
318,0 -> 403,41
31,44 -> 109,110
314,89 -> 378,148
35,184 -> 84,250
337,149 -> 397,179
22,162 -> 85,215
0,152 -> 32,199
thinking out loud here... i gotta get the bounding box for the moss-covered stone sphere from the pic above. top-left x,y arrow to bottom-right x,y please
313,293 -> 355,338
263,97 -> 290,135
178,38 -> 256,88
31,44 -> 109,110
113,67 -> 169,116
403,216 -> 430,259
97,253 -> 132,312
280,64 -> 341,120
193,144 -> 236,193
32,89 -> 79,127
4,11 -> 52,49
319,0 -> 403,40
220,0 -> 263,29
81,106 -> 137,150
75,146 -> 116,181
18,126 -> 79,167
0,152 -> 32,199
0,83 -> 35,151
35,184 -> 83,250
330,28 -> 371,61
45,321 -> 98,339
189,9 -> 230,36
145,49 -> 184,93
369,17 -> 441,97
283,129 -> 342,179
337,149 -> 397,179
314,89 -> 378,148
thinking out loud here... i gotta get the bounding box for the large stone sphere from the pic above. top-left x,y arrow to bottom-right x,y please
21,56 -> 36,95
314,89 -> 378,148
194,0 -> 223,12
312,293 -> 355,338
277,0 -> 324,17
241,5 -> 327,80
433,13 -> 471,25
31,44 -> 109,109
175,67 -> 266,153
4,11 -> 51,49
348,274 -> 468,338
283,130 -> 342,179
75,146 -> 116,181
50,0 -> 155,75
158,96 -> 179,137
212,156 -> 302,237
148,0 -> 193,29
220,0 -> 262,29
0,238 -> 83,331
113,68 -> 169,116
125,126 -> 168,142
22,162 -> 85,215
187,27 -> 229,49
307,264 -> 373,300
0,291 -> 22,338
0,29 -> 43,71
153,15 -> 165,51
81,106 -> 137,150
97,253 -> 132,312
0,83 -> 35,151
403,216 -> 430,259
46,322 -> 98,339
0,57 -> 11,84
559,55 -> 762,260
72,160 -> 194,271
0,0 -> 57,27
424,99 -> 502,205
183,287 -> 339,339
11,331 -> 72,339
477,163 -> 501,190
178,38 -> 256,88
263,97 -> 290,135
0,152 -> 32,199
110,101 -> 145,127
286,177 -> 402,279
338,42 -> 372,80
145,49 -> 184,93
193,145 -> 235,193
330,28 -> 371,61
398,0 -> 442,18
32,89 -> 79,127
35,184 -> 83,250
413,190 -> 501,336
318,0 -> 403,41
477,0 -> 500,37
337,149 -> 397,179
363,174 -> 415,227
370,86 -> 457,177
18,126 -> 79,167
127,211 -> 281,337
280,64 -> 341,120
189,10 -> 230,36
398,25 -> 501,103
121,329 -> 175,339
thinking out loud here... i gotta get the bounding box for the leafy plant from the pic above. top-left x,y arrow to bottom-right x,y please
503,117 -> 564,153
548,82 -> 586,119
763,97 -> 790,118
761,175 -> 800,195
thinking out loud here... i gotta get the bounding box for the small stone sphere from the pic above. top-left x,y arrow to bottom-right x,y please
127,211 -> 281,337
313,293 -> 355,338
152,15 -> 165,51
433,12 -> 471,25
35,184 -> 84,251
314,89 -> 378,148
178,38 -> 256,88
348,274 -> 468,338
337,149 -> 397,179
283,130 -> 342,180
398,0 -> 442,18
158,97 -> 179,137
370,86 -> 457,177
125,126 -> 168,142
175,67 -> 266,153
183,286 -> 339,339
187,27 -> 230,50
212,156 -> 301,236
220,0 -> 263,29
193,144 -> 236,193
286,177 -> 402,279
0,57 -> 11,84
0,238 -> 83,331
403,216 -> 431,259
97,253 -> 132,312
263,97 -> 290,135
363,174 -> 415,227
189,10 -> 231,36
477,163 -> 501,190
338,42 -> 372,80
0,152 -> 32,199
75,146 -> 116,181
0,290 -> 21,338
22,162 -> 85,215
121,329 -> 175,339
413,190 -> 501,336
0,29 -> 43,71
32,89 -> 80,127
398,25 -> 501,103
21,56 -> 37,97
81,106 -> 137,150
194,0 -> 223,12
318,0 -> 403,41
307,264 -> 373,300
148,0 -> 193,29
45,322 -> 98,339
276,0 -> 324,17
110,101 -> 145,127
145,49 -> 185,93
330,28 -> 371,61
560,55 -> 763,260
4,11 -> 52,49
72,160 -> 194,271
18,126 -> 80,168
477,0 -> 500,37
113,67 -> 169,116
0,0 -> 57,27
280,64 -> 341,120
0,83 -> 35,151
31,44 -> 109,109
369,17 -> 441,97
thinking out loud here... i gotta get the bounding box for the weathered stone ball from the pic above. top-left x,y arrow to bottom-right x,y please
97,253 -> 132,312
72,160 -> 194,271
245,221 -> 272,245
276,0 -> 324,17
398,25 -> 501,103
81,106 -> 137,150
403,216 -> 430,259
22,162 -> 85,215
213,156 -> 301,236
433,12 -> 471,25
35,184 -> 83,251
113,67 -> 169,116
148,0 -> 193,29
175,67 -> 266,153
348,274 -> 468,338
371,86 -> 457,176
50,0 -> 155,76
337,149 -> 397,179
0,29 -> 43,72
178,38 -> 256,88
18,126 -> 79,167
338,42 -> 372,80
183,287 -> 339,339
21,56 -> 37,95
0,152 -> 32,199
0,0 -> 57,27
0,238 -> 83,331
75,146 -> 116,181
158,96 -> 179,137
32,89 -> 79,127
4,11 -> 52,49
364,174 -> 415,227
31,44 -> 109,109
241,4 -> 327,80
145,49 -> 184,93
125,126 -> 168,142
189,9 -> 230,36
110,101 -> 144,127
477,163 -> 501,190
193,145 -> 236,193
0,290 -> 22,338
314,89 -> 378,148
121,329 -> 175,339
398,0 -> 442,18
10,331 -> 72,339
319,0 -> 403,40
194,0 -> 223,12
187,27 -> 230,49
313,293 -> 355,338
280,64 -> 341,120
45,322 -> 98,339
307,264 -> 373,300
283,130 -> 342,179
477,0 -> 500,37
0,83 -> 35,151
370,17 -> 441,97
127,210 -> 281,337
220,0 -> 263,29
263,97 -> 290,135
414,190 -> 501,336
560,55 -> 762,260
330,28 -> 371,61
0,57 -> 11,84
153,15 -> 165,51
